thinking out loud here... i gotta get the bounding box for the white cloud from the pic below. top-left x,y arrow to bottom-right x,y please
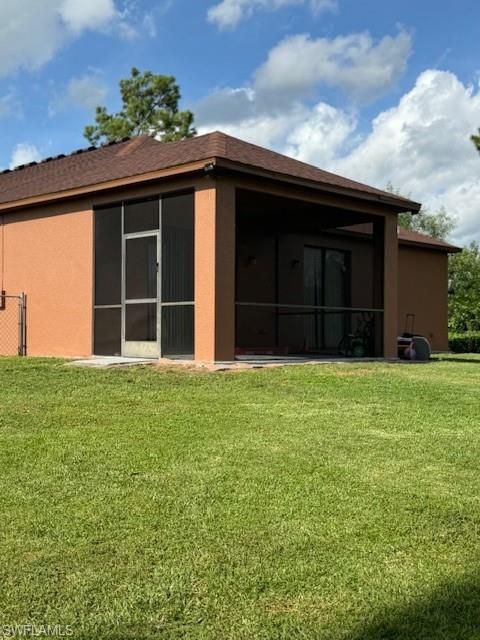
208,0 -> 336,29
9,143 -> 41,169
200,105 -> 308,149
196,28 -> 412,139
328,70 -> 480,245
49,74 -> 108,115
66,75 -> 108,110
197,27 -> 411,146
198,69 -> 480,245
0,1 -> 155,77
0,1 -> 67,77
255,30 -> 412,102
58,0 -> 116,33
114,1 -> 157,41
284,102 -> 357,166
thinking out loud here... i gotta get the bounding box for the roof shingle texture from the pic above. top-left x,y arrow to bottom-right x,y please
397,227 -> 460,252
0,132 -> 420,210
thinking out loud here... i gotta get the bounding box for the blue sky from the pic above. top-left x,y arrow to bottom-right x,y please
1,0 -> 479,243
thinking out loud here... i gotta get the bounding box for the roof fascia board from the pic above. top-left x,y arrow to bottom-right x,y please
214,158 -> 421,214
399,238 -> 462,253
0,152 -> 422,217
0,159 -> 213,213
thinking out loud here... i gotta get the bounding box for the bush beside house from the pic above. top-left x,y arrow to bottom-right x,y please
449,332 -> 480,353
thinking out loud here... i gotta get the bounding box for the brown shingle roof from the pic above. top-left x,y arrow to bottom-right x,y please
0,131 -> 421,211
398,227 -> 461,252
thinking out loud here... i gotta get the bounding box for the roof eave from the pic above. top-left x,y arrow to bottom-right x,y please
399,238 -> 462,253
213,158 -> 422,214
0,151 -> 423,216
0,159 -> 213,213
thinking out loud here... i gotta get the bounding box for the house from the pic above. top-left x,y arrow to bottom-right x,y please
0,132 -> 459,361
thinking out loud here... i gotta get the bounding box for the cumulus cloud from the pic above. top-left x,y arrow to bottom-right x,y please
197,27 -> 411,148
199,69 -> 480,245
196,28 -> 412,139
284,102 -> 357,166
0,1 -> 156,77
66,75 -> 108,110
49,74 -> 108,115
58,0 -> 116,33
208,0 -> 336,29
329,70 -> 480,245
9,143 -> 42,169
255,30 -> 412,102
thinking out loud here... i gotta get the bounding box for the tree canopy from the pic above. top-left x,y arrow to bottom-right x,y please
84,68 -> 196,146
397,206 -> 456,241
385,183 -> 456,241
449,242 -> 480,332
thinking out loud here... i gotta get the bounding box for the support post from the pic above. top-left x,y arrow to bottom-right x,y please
194,178 -> 236,362
373,216 -> 398,358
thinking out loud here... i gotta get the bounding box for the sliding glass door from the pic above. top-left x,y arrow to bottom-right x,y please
303,246 -> 350,352
94,191 -> 194,358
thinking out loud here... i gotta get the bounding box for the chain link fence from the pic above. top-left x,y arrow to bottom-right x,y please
0,292 -> 27,356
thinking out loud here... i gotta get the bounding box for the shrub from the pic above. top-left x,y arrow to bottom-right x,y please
449,331 -> 480,353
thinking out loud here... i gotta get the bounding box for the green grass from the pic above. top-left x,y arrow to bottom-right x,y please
1,356 -> 480,639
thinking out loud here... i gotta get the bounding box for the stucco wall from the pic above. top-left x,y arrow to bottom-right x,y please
0,176 -> 203,358
1,203 -> 93,357
398,245 -> 449,351
0,176 -> 451,359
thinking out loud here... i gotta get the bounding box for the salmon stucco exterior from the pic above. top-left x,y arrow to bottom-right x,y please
0,132 -> 459,361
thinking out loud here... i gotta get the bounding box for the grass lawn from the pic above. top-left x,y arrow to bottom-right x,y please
0,356 -> 480,639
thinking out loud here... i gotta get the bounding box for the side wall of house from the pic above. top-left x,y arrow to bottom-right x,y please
398,245 -> 449,351
0,175 -> 207,358
1,203 -> 94,357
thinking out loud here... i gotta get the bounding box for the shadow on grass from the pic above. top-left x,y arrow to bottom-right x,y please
347,574 -> 480,640
433,355 -> 480,365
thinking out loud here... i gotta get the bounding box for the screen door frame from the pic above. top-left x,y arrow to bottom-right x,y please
122,230 -> 160,358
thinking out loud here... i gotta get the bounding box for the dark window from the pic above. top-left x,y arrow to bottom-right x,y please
125,236 -> 157,300
94,308 -> 121,355
125,303 -> 157,341
162,192 -> 194,303
161,305 -> 194,357
94,206 -> 122,305
124,198 -> 159,234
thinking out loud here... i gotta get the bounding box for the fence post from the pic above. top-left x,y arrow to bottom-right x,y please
18,293 -> 27,356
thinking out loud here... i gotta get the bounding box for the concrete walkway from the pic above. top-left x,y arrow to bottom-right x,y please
66,354 -> 410,371
67,356 -> 154,368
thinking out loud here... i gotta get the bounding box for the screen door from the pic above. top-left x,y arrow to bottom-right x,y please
122,233 -> 159,358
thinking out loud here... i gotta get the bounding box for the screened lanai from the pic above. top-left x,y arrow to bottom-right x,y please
235,189 -> 388,358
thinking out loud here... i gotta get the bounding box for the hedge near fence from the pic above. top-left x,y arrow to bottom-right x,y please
449,332 -> 480,353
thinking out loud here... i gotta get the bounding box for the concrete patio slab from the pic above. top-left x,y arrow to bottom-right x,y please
67,356 -> 154,368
